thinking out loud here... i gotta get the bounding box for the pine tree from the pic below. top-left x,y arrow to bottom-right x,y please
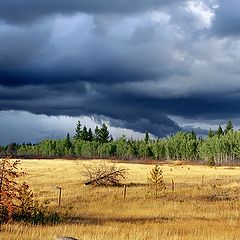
217,125 -> 224,137
95,123 -> 110,143
224,120 -> 233,134
81,126 -> 89,141
64,133 -> 72,150
145,131 -> 150,143
15,182 -> 35,221
87,128 -> 93,142
99,123 -> 110,143
148,165 -> 166,198
74,121 -> 82,140
208,129 -> 215,138
94,126 -> 100,142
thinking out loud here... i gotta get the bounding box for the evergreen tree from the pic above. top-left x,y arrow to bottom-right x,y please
148,165 -> 166,198
64,133 -> 72,150
99,123 -> 110,143
15,182 -> 35,221
224,120 -> 233,134
74,121 -> 82,140
81,126 -> 89,141
208,129 -> 215,138
145,131 -> 150,143
87,128 -> 94,142
94,126 -> 101,142
95,123 -> 110,143
217,125 -> 224,137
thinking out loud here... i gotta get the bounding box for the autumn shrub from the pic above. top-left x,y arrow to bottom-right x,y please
0,159 -> 60,225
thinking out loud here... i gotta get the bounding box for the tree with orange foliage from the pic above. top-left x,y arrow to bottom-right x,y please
0,159 -> 24,224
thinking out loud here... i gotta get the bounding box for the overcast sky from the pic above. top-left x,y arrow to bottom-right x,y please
0,0 -> 240,145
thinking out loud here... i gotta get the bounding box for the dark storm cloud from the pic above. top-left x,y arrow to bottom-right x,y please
212,0 -> 240,36
1,0 -> 240,140
0,13 -> 188,87
1,78 -> 240,138
0,0 -> 181,24
107,118 -> 180,138
0,81 -> 182,136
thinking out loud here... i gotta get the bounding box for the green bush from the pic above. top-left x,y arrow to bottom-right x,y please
13,182 -> 60,224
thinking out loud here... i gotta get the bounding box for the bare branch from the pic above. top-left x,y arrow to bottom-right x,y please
82,163 -> 127,186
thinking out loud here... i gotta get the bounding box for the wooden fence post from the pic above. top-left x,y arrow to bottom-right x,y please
56,186 -> 62,206
171,179 -> 175,192
123,185 -> 127,200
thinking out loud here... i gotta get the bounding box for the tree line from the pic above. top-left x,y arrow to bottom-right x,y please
0,120 -> 240,164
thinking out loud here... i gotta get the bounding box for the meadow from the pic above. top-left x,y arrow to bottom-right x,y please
1,159 -> 240,240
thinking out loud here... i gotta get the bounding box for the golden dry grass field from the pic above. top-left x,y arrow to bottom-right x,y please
1,159 -> 240,240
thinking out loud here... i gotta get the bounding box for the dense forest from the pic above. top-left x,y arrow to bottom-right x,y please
0,120 -> 240,164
